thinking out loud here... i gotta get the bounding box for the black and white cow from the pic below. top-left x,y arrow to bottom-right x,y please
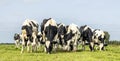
14,33 -> 21,48
92,29 -> 106,51
80,25 -> 107,51
57,23 -> 67,48
79,25 -> 94,51
64,23 -> 81,51
40,18 -> 58,54
21,19 -> 39,53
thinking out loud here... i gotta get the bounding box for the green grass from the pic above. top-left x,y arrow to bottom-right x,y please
0,44 -> 120,61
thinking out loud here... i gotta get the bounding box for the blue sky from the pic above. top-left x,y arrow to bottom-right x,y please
0,0 -> 120,43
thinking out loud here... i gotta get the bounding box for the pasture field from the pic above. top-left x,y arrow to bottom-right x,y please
0,44 -> 120,61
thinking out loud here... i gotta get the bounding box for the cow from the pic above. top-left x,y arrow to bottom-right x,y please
40,18 -> 58,54
57,23 -> 67,49
14,33 -> 21,48
21,19 -> 39,53
92,29 -> 106,51
64,23 -> 81,51
79,25 -> 94,51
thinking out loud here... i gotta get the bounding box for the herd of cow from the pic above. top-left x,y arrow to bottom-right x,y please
14,18 -> 108,54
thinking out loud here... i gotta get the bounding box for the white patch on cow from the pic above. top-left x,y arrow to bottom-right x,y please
22,19 -> 31,26
99,43 -> 104,51
61,35 -> 64,39
53,33 -> 58,42
94,29 -> 105,39
44,18 -> 57,29
84,25 -> 93,31
45,41 -> 50,48
91,29 -> 95,32
58,23 -> 65,28
84,26 -> 89,31
21,29 -> 28,40
67,23 -> 79,34
38,32 -> 41,35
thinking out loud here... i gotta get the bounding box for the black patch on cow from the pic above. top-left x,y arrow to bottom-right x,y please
22,25 -> 33,42
58,25 -> 67,35
79,25 -> 86,37
64,30 -> 75,45
82,27 -> 93,42
25,38 -> 28,46
41,18 -> 51,34
70,45 -> 73,51
98,35 -> 105,43
22,25 -> 32,37
57,23 -> 61,26
45,25 -> 57,42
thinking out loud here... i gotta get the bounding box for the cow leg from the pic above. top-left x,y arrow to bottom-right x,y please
82,41 -> 85,51
53,43 -> 58,53
89,42 -> 94,51
15,40 -> 20,48
99,43 -> 104,51
45,41 -> 52,54
32,41 -> 37,52
44,47 -> 47,53
27,40 -> 31,53
73,40 -> 77,51
95,44 -> 99,50
64,40 -> 71,51
21,41 -> 25,53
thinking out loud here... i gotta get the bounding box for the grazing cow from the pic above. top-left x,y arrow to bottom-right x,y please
14,33 -> 21,48
79,25 -> 94,51
92,29 -> 106,51
64,23 -> 81,51
41,18 -> 58,54
57,23 -> 67,48
21,19 -> 39,53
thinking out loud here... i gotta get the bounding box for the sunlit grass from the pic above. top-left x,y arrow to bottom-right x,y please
0,44 -> 120,61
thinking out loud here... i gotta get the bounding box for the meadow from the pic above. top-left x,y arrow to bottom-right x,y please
0,44 -> 120,61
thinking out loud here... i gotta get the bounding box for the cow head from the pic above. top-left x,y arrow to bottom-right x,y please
44,24 -> 58,54
14,33 -> 20,41
58,24 -> 67,35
